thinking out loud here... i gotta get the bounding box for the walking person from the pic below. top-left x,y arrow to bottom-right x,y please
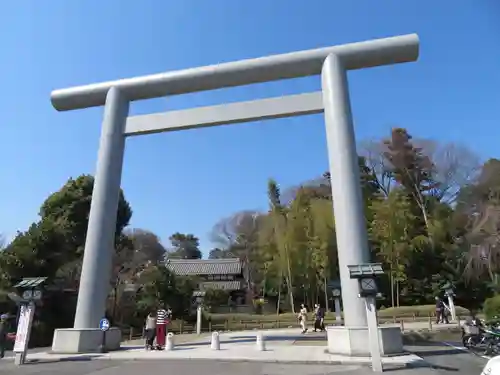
313,304 -> 321,332
315,304 -> 325,332
156,304 -> 168,350
0,314 -> 7,359
144,312 -> 156,350
298,304 -> 308,334
435,297 -> 446,324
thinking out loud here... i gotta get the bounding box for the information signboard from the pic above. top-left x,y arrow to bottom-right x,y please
13,303 -> 35,353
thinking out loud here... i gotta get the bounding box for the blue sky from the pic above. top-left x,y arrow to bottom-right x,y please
0,1 -> 499,254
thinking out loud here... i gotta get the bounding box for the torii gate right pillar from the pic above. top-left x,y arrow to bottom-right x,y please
322,53 -> 404,356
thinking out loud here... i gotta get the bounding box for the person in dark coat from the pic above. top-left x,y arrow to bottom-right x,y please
313,304 -> 326,332
0,314 -> 8,359
435,297 -> 449,324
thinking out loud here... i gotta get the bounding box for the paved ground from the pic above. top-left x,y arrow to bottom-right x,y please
0,359 -> 434,375
121,321 -> 462,346
0,325 -> 488,374
3,347 -> 50,360
406,335 -> 490,374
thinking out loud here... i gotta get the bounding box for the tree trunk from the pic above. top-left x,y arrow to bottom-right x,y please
276,275 -> 282,315
262,275 -> 267,298
412,187 -> 434,247
111,284 -> 119,322
273,212 -> 295,314
284,245 -> 295,313
396,257 -> 400,307
396,279 -> 400,308
323,277 -> 329,311
390,272 -> 395,309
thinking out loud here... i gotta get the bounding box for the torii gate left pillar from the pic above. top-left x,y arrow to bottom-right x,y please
49,34 -> 419,354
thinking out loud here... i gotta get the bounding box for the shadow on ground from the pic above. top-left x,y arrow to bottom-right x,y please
25,355 -> 103,364
172,333 -> 327,347
119,345 -> 197,351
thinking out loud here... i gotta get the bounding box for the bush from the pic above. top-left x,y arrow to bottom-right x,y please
204,290 -> 231,311
380,305 -> 469,318
483,295 -> 500,321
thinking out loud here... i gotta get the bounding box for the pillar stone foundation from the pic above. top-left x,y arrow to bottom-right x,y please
326,325 -> 403,356
51,328 -> 121,354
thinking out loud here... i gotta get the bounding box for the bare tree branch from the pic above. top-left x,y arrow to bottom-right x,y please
210,210 -> 263,251
415,139 -> 480,204
463,195 -> 500,282
358,139 -> 394,197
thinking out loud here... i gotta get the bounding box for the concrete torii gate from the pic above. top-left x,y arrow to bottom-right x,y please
50,34 -> 419,354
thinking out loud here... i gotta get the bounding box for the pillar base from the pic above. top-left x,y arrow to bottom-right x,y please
51,328 -> 121,354
326,325 -> 403,356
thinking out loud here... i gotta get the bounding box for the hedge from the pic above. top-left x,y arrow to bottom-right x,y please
483,295 -> 500,321
205,304 -> 470,322
122,304 -> 471,339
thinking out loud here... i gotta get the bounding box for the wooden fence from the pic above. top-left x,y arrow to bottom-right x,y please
121,311 -> 462,341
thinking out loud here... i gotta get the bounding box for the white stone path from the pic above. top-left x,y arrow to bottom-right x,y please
8,328 -> 426,367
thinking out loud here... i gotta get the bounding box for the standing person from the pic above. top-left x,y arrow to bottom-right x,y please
435,297 -> 446,324
156,304 -> 168,350
165,306 -> 172,333
0,314 -> 7,359
144,312 -> 157,350
298,304 -> 308,334
441,301 -> 450,324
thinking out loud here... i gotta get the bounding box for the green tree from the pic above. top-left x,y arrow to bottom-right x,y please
167,233 -> 202,259
310,197 -> 337,310
208,248 -> 234,259
135,266 -> 194,318
266,178 -> 295,313
0,174 -> 133,344
383,128 -> 436,241
0,220 -> 68,281
39,175 -> 132,255
203,289 -> 231,309
370,189 -> 418,307
125,228 -> 166,265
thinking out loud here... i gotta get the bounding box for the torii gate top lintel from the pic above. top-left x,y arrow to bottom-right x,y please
50,33 -> 419,112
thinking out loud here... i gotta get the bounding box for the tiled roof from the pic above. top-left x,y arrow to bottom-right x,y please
166,258 -> 242,276
199,281 -> 242,291
14,277 -> 48,288
192,281 -> 242,296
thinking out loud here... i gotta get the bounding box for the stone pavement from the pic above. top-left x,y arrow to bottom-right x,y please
0,325 -> 486,375
5,329 -> 425,367
119,320 -> 461,348
0,323 -> 471,375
